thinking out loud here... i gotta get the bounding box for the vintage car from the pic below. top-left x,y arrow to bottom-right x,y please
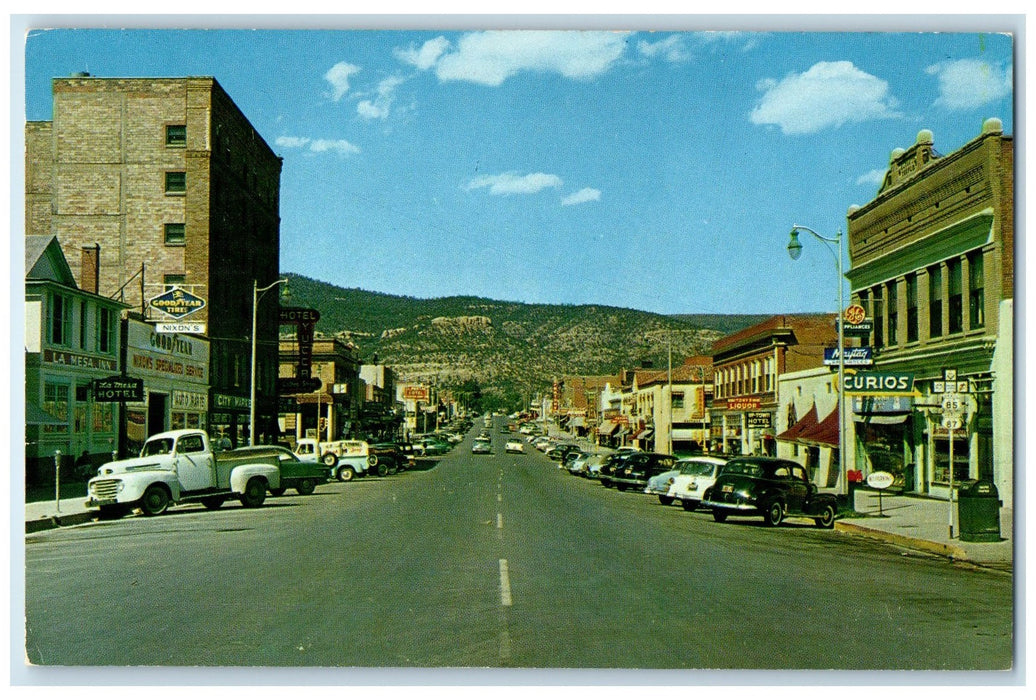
702,456 -> 838,528
608,452 -> 678,492
230,445 -> 329,496
666,456 -> 729,510
505,440 -> 525,454
472,438 -> 492,454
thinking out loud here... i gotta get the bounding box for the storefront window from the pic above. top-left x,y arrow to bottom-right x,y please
92,402 -> 113,432
857,420 -> 909,491
933,434 -> 969,484
171,412 -> 186,430
43,383 -> 69,433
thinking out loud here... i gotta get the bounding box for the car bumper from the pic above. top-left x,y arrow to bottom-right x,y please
610,477 -> 649,488
702,499 -> 758,512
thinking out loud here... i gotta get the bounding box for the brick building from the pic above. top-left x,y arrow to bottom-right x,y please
26,75 -> 282,446
711,314 -> 837,458
279,337 -> 363,444
845,119 -> 1013,502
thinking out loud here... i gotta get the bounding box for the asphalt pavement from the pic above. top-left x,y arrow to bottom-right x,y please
24,474 -> 1014,574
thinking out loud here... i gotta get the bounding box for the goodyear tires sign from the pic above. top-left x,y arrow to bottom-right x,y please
148,287 -> 206,319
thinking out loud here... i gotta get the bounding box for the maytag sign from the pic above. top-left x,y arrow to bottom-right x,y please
823,347 -> 873,367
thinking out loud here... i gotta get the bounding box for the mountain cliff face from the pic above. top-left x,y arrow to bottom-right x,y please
282,274 -> 766,409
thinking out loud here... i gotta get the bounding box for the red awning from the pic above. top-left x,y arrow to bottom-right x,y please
776,404 -> 818,442
798,406 -> 840,447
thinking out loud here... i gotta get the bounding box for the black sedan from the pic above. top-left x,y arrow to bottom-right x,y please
607,452 -> 678,492
702,456 -> 838,528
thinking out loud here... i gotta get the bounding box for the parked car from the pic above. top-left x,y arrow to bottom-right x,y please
598,452 -> 637,488
584,453 -> 610,479
547,444 -> 581,462
702,456 -> 838,528
505,440 -> 525,454
416,438 -> 452,456
609,452 -> 678,492
665,456 -> 729,510
472,439 -> 492,454
567,451 -> 592,476
232,445 -> 329,496
644,466 -> 683,504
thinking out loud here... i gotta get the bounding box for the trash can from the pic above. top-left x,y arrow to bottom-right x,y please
957,479 -> 1002,542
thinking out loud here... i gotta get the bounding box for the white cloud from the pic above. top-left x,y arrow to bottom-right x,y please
324,62 -> 361,101
856,168 -> 887,187
275,136 -> 311,149
276,136 -> 360,157
465,172 -> 563,195
310,139 -> 361,156
356,75 -> 405,121
395,36 -> 451,71
927,59 -> 1012,111
637,35 -> 690,63
434,30 -> 628,86
750,61 -> 900,135
561,187 -> 602,206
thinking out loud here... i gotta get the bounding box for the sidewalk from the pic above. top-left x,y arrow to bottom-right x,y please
24,482 -> 1014,573
834,489 -> 1014,572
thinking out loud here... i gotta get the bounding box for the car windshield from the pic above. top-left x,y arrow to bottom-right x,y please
142,438 -> 174,456
678,460 -> 717,476
723,460 -> 767,477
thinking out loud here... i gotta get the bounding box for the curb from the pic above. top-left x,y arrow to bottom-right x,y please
25,511 -> 94,534
835,520 -> 970,561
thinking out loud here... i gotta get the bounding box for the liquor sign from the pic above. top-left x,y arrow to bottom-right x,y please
747,412 -> 772,429
93,375 -> 144,402
148,286 -> 206,319
824,347 -> 874,367
727,397 -> 762,410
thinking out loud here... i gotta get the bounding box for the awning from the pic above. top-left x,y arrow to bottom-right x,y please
672,428 -> 700,440
854,413 -> 910,425
776,404 -> 818,442
634,428 -> 654,440
26,402 -> 64,426
568,416 -> 586,428
798,406 -> 840,447
598,420 -> 619,436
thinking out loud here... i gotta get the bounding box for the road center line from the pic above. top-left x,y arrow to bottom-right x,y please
499,558 -> 513,607
497,512 -> 503,529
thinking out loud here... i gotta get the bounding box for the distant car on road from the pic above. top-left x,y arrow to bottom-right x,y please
702,456 -> 838,528
472,439 -> 492,454
505,440 -> 525,454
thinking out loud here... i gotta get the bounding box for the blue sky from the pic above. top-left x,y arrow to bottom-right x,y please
18,20 -> 1015,315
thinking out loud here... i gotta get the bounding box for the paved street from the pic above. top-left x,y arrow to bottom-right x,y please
24,427 -> 1012,671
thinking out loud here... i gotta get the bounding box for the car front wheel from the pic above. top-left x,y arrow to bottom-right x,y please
140,484 -> 170,516
659,495 -> 674,506
763,500 -> 784,527
814,503 -> 837,529
681,499 -> 698,512
240,477 -> 267,508
297,478 -> 317,495
337,466 -> 356,482
712,509 -> 728,523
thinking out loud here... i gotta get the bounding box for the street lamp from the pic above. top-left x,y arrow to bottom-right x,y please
250,277 -> 289,446
787,224 -> 847,495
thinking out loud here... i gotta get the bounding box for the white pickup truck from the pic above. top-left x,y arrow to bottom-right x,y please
85,429 -> 281,519
294,438 -> 375,482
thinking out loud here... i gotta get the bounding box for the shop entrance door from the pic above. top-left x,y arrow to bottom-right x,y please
148,392 -> 168,436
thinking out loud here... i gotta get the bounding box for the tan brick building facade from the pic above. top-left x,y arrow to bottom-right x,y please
26,76 -> 283,446
846,119 -> 1013,502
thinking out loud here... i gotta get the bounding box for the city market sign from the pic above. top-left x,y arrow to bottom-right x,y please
148,286 -> 206,319
842,371 -> 918,396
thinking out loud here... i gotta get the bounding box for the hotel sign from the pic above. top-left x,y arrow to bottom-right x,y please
93,375 -> 144,402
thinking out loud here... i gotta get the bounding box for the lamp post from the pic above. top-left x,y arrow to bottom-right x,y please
787,225 -> 847,495
250,278 -> 289,447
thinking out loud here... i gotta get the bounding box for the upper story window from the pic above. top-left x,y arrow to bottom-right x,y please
929,265 -> 943,338
98,306 -> 115,354
872,286 -> 884,348
886,280 -> 898,346
906,273 -> 919,343
948,258 -> 963,334
968,250 -> 985,329
79,299 -> 88,349
48,292 -> 72,346
163,274 -> 186,292
165,171 -> 186,194
165,124 -> 187,147
164,223 -> 186,246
